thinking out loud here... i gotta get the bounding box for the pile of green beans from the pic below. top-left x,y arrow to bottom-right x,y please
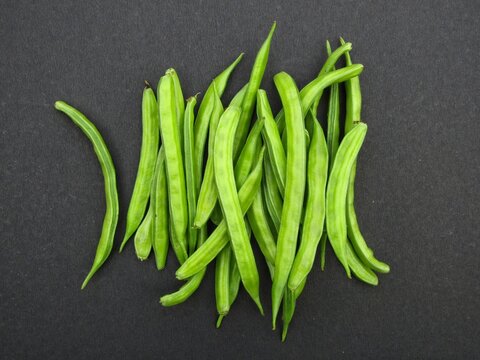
54,22 -> 389,341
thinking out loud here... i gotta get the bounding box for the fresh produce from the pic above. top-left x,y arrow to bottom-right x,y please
54,22 -> 390,341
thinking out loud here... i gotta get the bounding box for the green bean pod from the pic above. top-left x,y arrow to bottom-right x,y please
233,22 -> 276,158
54,101 -> 119,289
281,277 -> 307,342
257,89 -> 286,196
184,96 -> 198,254
217,223 -> 252,328
120,84 -> 159,251
194,54 -> 244,182
151,147 -> 169,270
176,148 -> 265,280
194,87 -> 224,228
214,106 -> 263,314
160,227 -> 208,306
169,69 -> 185,147
234,117 -> 265,188
340,37 -> 390,274
326,123 -> 368,278
134,205 -> 153,260
158,72 -> 188,261
215,244 -> 232,327
247,190 -> 277,267
347,241 -> 378,286
271,72 -> 306,329
262,152 -> 283,232
325,40 -> 341,170
288,113 -> 328,291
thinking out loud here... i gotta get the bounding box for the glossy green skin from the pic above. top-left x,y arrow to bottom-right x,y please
234,117 -> 264,188
257,89 -> 286,196
158,73 -> 188,261
194,54 -> 244,182
262,152 -> 283,232
281,278 -> 307,342
169,69 -> 185,148
214,106 -> 263,314
340,37 -> 390,274
160,227 -> 207,306
194,88 -> 224,228
319,41 -> 341,272
347,241 -> 378,285
217,224 -> 251,328
215,244 -> 232,325
288,114 -> 328,291
54,101 -> 119,289
175,148 -> 265,280
233,22 -> 276,159
120,85 -> 159,251
247,190 -> 277,267
209,84 -> 250,226
151,147 -> 169,270
326,123 -> 368,278
134,205 -> 152,260
271,72 -> 306,329
184,97 -> 198,255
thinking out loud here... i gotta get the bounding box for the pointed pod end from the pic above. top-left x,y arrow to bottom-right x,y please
144,80 -> 151,89
216,315 -> 224,328
281,325 -> 289,342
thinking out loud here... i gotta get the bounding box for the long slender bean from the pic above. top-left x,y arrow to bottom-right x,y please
233,22 -> 276,158
271,72 -> 306,329
347,241 -> 378,286
54,101 -> 119,289
194,54 -> 244,182
151,147 -> 169,270
340,37 -> 390,274
176,148 -> 265,280
262,152 -> 283,232
169,69 -> 185,147
215,244 -> 232,327
288,112 -> 328,290
326,123 -> 368,277
184,96 -> 198,254
134,205 -> 153,260
120,84 -> 159,251
158,72 -> 188,261
194,87 -> 224,228
257,89 -> 286,196
214,106 -> 263,314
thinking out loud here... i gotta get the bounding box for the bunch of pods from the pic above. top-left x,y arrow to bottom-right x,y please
55,22 -> 390,341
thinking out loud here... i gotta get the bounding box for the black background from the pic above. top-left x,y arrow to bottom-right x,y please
1,1 -> 479,359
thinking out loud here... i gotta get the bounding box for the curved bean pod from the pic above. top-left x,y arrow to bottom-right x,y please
194,54 -> 244,182
120,84 -> 159,251
340,37 -> 390,274
160,226 -> 208,306
214,106 -> 263,314
184,96 -> 198,254
288,113 -> 328,291
194,88 -> 224,228
326,123 -> 368,278
151,147 -> 169,270
257,89 -> 286,196
54,101 -> 119,289
347,241 -> 378,286
233,22 -> 276,158
176,148 -> 265,280
271,72 -> 306,329
134,205 -> 153,260
262,152 -> 283,232
158,72 -> 188,260
215,244 -> 232,327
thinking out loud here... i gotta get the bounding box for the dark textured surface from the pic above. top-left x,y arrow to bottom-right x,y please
1,0 -> 479,359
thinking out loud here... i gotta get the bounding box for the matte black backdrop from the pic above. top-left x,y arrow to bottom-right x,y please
1,0 -> 479,359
